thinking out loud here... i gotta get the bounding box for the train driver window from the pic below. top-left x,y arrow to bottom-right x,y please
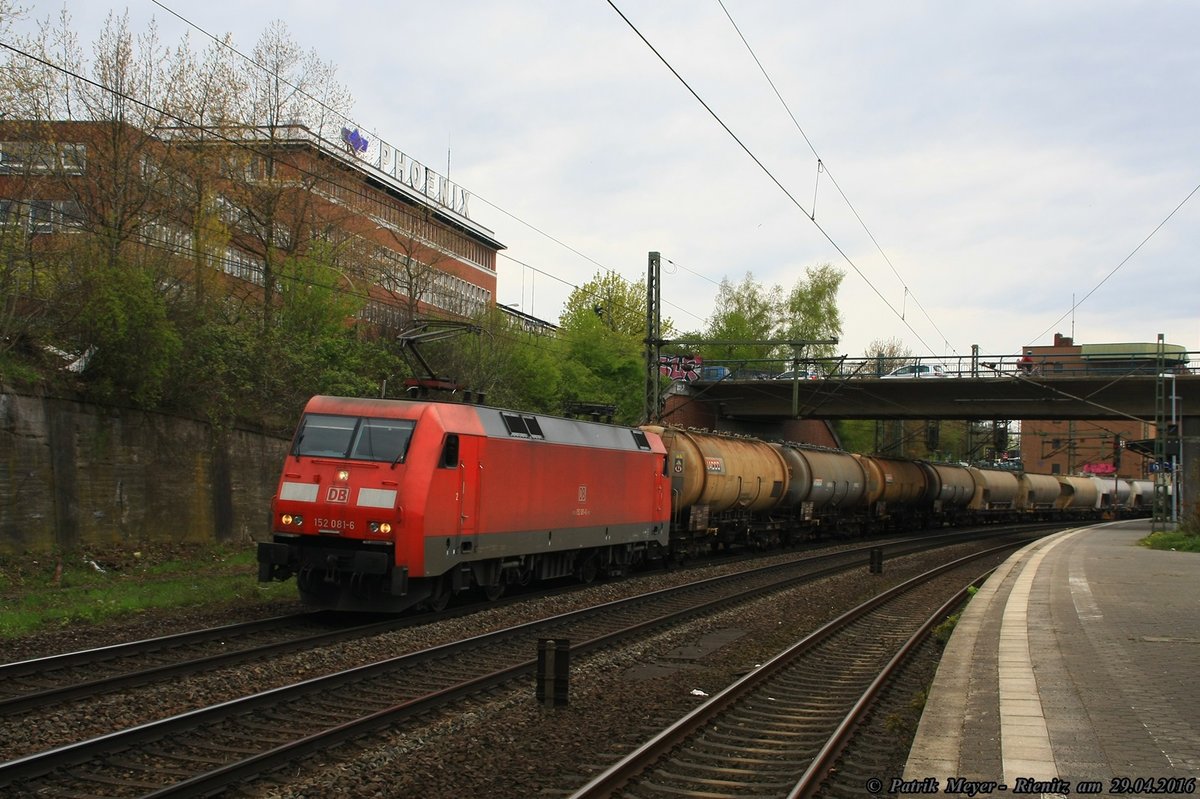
293,414 -> 357,457
441,434 -> 460,468
350,418 -> 415,464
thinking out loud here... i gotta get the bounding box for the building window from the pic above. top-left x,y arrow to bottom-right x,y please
59,143 -> 86,175
5,199 -> 84,234
219,247 -> 265,285
0,141 -> 86,175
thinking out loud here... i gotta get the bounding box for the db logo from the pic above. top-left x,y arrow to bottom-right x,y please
326,486 -> 350,504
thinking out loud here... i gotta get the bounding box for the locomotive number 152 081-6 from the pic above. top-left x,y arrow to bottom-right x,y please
315,518 -> 355,531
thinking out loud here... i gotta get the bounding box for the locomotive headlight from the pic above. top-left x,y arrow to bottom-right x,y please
281,514 -> 294,525
369,522 -> 380,533
379,522 -> 392,534
337,470 -> 350,482
280,514 -> 303,526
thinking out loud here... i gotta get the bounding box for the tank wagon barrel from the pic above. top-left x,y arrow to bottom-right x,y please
968,467 -> 1020,512
775,445 -> 867,512
648,427 -> 789,514
922,462 -> 976,510
1055,475 -> 1099,512
1018,473 -> 1062,512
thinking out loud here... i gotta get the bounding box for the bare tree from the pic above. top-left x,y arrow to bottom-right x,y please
0,8 -> 186,355
219,19 -> 353,331
864,336 -> 913,377
375,206 -> 462,328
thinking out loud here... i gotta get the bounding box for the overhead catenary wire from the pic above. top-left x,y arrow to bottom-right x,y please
715,0 -> 957,355
606,0 -> 942,357
1028,179 -> 1200,348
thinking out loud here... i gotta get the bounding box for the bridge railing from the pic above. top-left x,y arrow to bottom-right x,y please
698,351 -> 1199,381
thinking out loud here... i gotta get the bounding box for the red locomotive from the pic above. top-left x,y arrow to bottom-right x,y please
257,396 -> 670,612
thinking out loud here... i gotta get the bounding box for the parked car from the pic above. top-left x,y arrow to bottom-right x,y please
775,369 -> 821,380
699,365 -> 733,381
881,364 -> 947,379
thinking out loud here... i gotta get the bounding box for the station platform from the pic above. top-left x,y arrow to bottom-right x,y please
905,521 -> 1200,793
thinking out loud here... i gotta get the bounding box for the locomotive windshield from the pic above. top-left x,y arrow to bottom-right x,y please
292,414 -> 416,464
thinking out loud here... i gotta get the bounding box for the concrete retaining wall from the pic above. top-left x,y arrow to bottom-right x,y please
0,388 -> 290,554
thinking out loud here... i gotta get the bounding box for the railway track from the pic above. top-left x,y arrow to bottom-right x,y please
0,529 -> 1040,797
566,550 -> 996,799
0,611 -> 430,715
0,527 -> 1025,725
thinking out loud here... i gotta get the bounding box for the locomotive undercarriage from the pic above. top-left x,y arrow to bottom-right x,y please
258,534 -> 661,613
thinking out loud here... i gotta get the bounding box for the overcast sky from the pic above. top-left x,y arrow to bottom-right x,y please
9,1 -> 1200,361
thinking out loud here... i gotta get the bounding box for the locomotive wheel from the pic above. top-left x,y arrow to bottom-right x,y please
483,582 -> 505,602
427,576 -> 452,612
575,553 -> 599,584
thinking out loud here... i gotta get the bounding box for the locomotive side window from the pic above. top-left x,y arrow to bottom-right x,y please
292,414 -> 357,457
501,412 -> 544,439
440,434 -> 459,468
351,418 -> 416,463
631,430 -> 651,450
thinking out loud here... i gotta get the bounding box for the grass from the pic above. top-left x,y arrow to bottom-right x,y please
1139,529 -> 1200,553
930,585 -> 978,646
0,543 -> 296,638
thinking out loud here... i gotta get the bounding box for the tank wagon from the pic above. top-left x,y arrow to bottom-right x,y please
649,426 -> 791,556
1018,473 -> 1062,514
258,397 -> 1150,612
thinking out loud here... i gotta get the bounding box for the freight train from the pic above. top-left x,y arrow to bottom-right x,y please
257,396 -> 1155,612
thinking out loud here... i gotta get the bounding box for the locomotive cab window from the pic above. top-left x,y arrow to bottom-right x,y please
351,418 -> 415,464
292,414 -> 357,457
292,414 -> 415,463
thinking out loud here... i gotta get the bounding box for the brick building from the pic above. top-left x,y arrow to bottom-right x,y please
1,119 -> 504,330
1018,333 -> 1186,478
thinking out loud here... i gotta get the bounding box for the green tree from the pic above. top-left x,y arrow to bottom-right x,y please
702,272 -> 780,366
68,248 -> 182,407
780,263 -> 844,364
222,19 -> 353,333
557,273 -> 649,423
697,266 -> 843,376
275,242 -> 363,341
430,306 -> 563,413
558,270 -> 652,339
